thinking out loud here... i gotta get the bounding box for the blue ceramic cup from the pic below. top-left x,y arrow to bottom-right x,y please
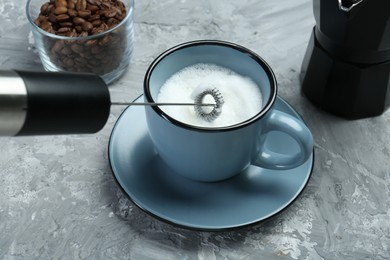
144,40 -> 313,182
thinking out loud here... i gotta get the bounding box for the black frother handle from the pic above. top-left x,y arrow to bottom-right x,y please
16,70 -> 111,136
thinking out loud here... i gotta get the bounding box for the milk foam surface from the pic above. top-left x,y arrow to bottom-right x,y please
157,63 -> 263,127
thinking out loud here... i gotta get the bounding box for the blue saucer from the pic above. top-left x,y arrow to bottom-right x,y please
108,95 -> 314,231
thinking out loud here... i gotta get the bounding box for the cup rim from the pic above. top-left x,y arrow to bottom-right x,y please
25,0 -> 134,41
144,40 -> 278,132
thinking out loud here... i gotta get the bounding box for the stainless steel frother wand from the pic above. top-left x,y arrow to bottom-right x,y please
111,101 -> 215,107
0,70 -> 223,136
111,86 -> 224,122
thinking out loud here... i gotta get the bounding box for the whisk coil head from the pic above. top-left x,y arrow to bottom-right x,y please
193,87 -> 224,122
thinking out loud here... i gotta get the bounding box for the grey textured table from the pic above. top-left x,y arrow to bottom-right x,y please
1,0 -> 389,259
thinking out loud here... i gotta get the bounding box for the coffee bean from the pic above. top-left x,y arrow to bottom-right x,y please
54,6 -> 68,15
87,14 -> 100,21
68,2 -> 75,9
106,18 -> 118,27
87,5 -> 99,12
91,27 -> 104,35
57,27 -> 72,33
103,9 -> 117,18
61,46 -> 72,55
55,0 -> 68,8
47,3 -> 55,13
64,57 -> 75,67
91,20 -> 102,27
77,10 -> 92,18
76,0 -> 87,11
56,14 -> 70,22
86,0 -> 100,5
99,35 -> 111,46
40,21 -> 52,31
75,25 -> 83,32
52,40 -> 64,53
70,44 -> 84,53
119,1 -> 126,8
73,17 -> 86,24
99,22 -> 109,31
115,7 -> 123,16
102,2 -> 111,9
81,21 -> 93,32
79,31 -> 89,37
84,39 -> 98,46
67,30 -> 78,37
37,15 -> 47,23
41,3 -> 50,14
68,9 -> 78,17
48,13 -> 57,23
59,22 -> 73,27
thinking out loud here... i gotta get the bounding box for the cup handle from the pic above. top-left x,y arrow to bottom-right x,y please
252,109 -> 314,170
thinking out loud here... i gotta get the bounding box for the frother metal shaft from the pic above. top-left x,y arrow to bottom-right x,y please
112,87 -> 224,122
111,102 -> 215,107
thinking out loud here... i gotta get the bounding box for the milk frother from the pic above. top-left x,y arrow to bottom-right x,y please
301,0 -> 390,118
0,70 -> 220,136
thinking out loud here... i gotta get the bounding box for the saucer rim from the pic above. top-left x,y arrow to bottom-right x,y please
108,95 -> 315,231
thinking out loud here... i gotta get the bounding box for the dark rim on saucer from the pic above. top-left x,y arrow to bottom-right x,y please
143,40 -> 278,132
108,95 -> 315,232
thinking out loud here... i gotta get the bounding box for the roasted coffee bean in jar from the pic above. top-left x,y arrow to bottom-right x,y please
26,0 -> 134,84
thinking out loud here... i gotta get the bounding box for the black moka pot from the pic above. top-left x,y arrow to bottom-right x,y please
301,0 -> 390,119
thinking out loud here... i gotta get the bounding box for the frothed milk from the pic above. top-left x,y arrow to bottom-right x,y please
157,63 -> 263,127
